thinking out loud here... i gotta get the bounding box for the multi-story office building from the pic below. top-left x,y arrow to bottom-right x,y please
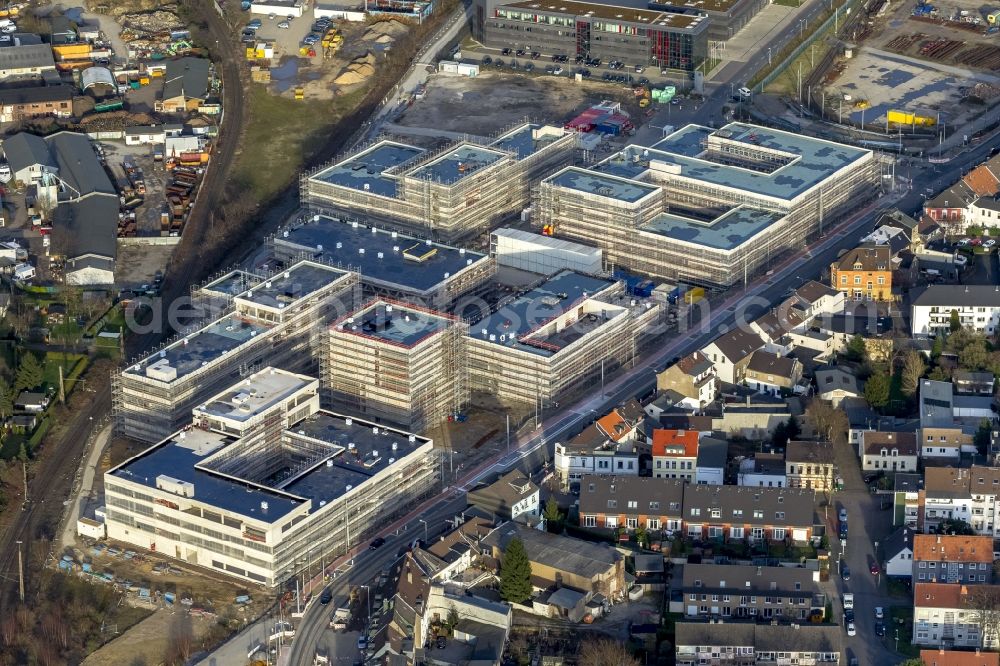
113,260 -> 360,443
466,270 -> 661,409
473,0 -> 709,72
324,299 -> 468,431
301,124 -> 575,242
271,215 -> 496,307
105,368 -> 439,587
537,123 -> 878,287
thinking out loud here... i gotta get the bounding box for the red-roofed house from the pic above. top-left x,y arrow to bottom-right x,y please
921,648 -> 1000,666
914,582 -> 1000,648
652,429 -> 699,482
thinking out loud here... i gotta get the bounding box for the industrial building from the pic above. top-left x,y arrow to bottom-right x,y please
472,0 -> 709,71
113,260 -> 360,443
324,299 -> 469,431
537,123 -> 878,288
300,123 -> 576,242
270,215 -> 496,307
105,367 -> 439,587
467,270 -> 661,409
648,0 -> 768,41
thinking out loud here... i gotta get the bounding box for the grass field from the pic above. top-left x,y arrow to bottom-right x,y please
230,85 -> 371,204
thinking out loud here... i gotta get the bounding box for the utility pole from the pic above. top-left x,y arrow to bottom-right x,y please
22,460 -> 27,505
16,540 -> 24,603
58,365 -> 65,405
506,413 -> 510,454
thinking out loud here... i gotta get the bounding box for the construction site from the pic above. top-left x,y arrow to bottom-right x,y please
105,366 -> 439,588
810,0 -> 1000,136
112,259 -> 360,443
537,122 -> 880,288
300,122 -> 577,242
324,299 -> 469,432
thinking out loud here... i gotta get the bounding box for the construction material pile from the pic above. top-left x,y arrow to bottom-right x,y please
361,21 -> 408,46
119,9 -> 183,39
334,52 -> 377,85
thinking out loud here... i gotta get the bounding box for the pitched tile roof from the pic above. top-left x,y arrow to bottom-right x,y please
913,535 -> 994,564
921,648 -> 1000,666
785,440 -> 834,465
834,244 -> 891,272
963,154 -> 1000,197
675,350 -> 714,377
578,475 -> 685,517
863,431 -> 917,457
706,328 -> 765,363
746,351 -> 800,379
651,429 -> 699,458
913,582 -> 1000,609
795,280 -> 839,304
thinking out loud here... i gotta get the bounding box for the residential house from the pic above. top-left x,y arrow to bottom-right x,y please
895,473 -> 923,529
913,535 -> 994,584
715,394 -> 793,440
922,427 -> 971,461
655,350 -> 717,409
124,123 -> 183,146
675,622 -> 841,665
885,526 -> 916,578
785,441 -> 835,492
744,351 -> 803,397
682,485 -> 815,545
159,57 -> 211,113
0,84 -> 72,123
0,44 -> 56,82
786,328 -> 836,360
553,401 -> 644,489
912,285 -> 1000,337
738,453 -> 786,488
749,306 -> 805,353
680,564 -> 823,620
578,475 -> 685,535
701,328 -> 766,384
954,371 -> 996,397
923,466 -> 1000,536
830,244 -> 892,301
817,307 -> 894,357
790,280 -> 845,320
924,182 -> 976,236
863,431 -> 918,473
481,521 -> 626,598
467,469 -> 540,526
968,197 -> 1000,230
696,437 -> 728,486
652,429 -> 699,481
15,391 -> 48,413
913,582 -> 1000,648
920,648 -> 1000,666
814,367 -> 862,407
386,553 -> 432,662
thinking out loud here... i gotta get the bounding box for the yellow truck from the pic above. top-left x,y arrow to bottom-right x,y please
887,109 -> 935,126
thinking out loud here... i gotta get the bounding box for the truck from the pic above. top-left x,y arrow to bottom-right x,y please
329,607 -> 350,631
843,593 -> 854,610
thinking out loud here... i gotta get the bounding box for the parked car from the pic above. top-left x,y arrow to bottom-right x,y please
874,606 -> 884,619
875,621 -> 886,636
846,621 -> 856,637
870,562 -> 880,575
838,508 -> 848,522
956,238 -> 970,246
436,636 -> 446,649
320,588 -> 332,605
248,18 -> 262,28
985,239 -> 997,248
502,47 -> 512,55
971,238 -> 984,246
482,55 -> 492,65
844,609 -> 855,623
841,565 -> 851,581
278,21 -> 290,28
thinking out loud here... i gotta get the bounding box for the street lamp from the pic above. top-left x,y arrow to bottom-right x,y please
360,584 -> 372,633
419,518 -> 428,543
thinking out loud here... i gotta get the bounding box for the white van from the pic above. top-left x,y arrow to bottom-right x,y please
739,86 -> 752,98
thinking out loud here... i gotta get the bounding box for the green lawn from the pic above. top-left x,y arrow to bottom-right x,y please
889,605 -> 919,657
40,352 -> 87,392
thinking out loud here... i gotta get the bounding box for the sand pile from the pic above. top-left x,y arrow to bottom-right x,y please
334,52 -> 378,85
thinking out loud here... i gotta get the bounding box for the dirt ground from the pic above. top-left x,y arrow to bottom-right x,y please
821,0 -> 1000,127
396,71 -> 643,135
115,243 -> 177,288
81,608 -> 218,666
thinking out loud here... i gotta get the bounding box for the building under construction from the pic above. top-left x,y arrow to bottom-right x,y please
537,122 -> 879,288
300,123 -> 576,242
270,214 -> 496,308
105,367 -> 438,587
467,270 -> 661,410
113,259 -> 360,443
324,299 -> 468,432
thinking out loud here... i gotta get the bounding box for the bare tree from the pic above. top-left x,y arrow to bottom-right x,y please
578,638 -> 640,666
804,398 -> 849,446
900,349 -> 926,397
163,612 -> 194,665
966,585 -> 1000,648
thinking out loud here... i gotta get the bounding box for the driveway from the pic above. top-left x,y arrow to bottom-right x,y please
825,437 -> 902,664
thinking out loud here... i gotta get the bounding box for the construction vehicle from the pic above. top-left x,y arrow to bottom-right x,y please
988,9 -> 1000,25
294,87 -> 304,100
854,99 -> 870,109
321,28 -> 343,49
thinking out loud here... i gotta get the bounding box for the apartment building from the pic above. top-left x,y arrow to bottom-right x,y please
912,285 -> 1000,337
655,351 -> 717,409
919,649 -> 1000,666
105,368 -> 439,587
830,244 -> 892,301
923,466 -> 1000,536
652,429 -> 699,481
578,475 -> 685,533
862,431 -> 918,472
700,328 -> 766,385
467,469 -> 540,525
675,622 -> 841,666
680,564 -> 823,620
914,583 -> 1000,649
913,535 -> 995,584
785,440 -> 835,492
895,474 -> 924,530
738,453 -> 786,488
922,426 -> 972,461
323,299 -> 468,432
553,400 -> 646,489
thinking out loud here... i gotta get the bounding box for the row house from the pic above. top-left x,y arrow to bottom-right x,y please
914,535 -> 995,584
675,622 -> 841,666
553,399 -> 646,489
914,583 -> 1000,649
579,476 -> 685,533
863,431 -> 919,472
924,466 -> 1000,537
680,564 -> 824,620
744,351 -> 804,397
785,440 -> 835,492
701,328 -> 766,385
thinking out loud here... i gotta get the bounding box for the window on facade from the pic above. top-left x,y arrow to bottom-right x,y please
584,515 -> 596,527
